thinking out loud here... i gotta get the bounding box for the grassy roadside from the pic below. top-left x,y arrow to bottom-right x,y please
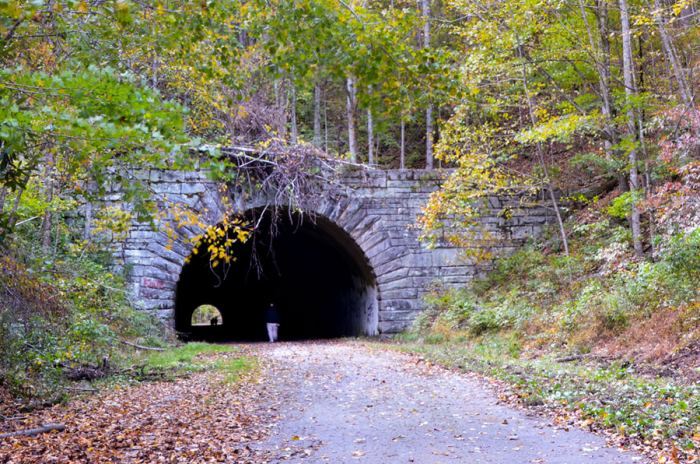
382,335 -> 699,462
116,342 -> 256,386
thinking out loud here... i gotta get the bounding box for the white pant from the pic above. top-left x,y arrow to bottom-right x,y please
266,323 -> 279,342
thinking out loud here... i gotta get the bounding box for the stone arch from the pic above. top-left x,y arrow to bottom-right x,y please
119,167 -> 550,335
174,206 -> 382,340
191,304 -> 223,326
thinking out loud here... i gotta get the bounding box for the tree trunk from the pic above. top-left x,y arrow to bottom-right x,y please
597,1 -> 628,190
583,0 -> 628,190
367,108 -> 374,165
619,0 -> 645,258
40,183 -> 54,251
83,182 -> 93,241
0,184 -> 7,241
37,149 -> 55,251
579,0 -> 614,140
324,101 -> 329,153
421,0 -> 431,58
0,185 -> 7,218
519,55 -> 570,255
289,84 -> 298,144
376,136 -> 380,162
346,77 -> 358,162
425,105 -> 434,169
651,0 -> 694,106
421,0 -> 434,169
547,185 -> 569,255
400,119 -> 406,170
644,159 -> 657,257
313,82 -> 322,147
273,79 -> 287,139
6,184 -> 26,233
594,0 -> 614,123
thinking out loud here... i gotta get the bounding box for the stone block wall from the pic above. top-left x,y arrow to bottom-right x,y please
112,166 -> 555,333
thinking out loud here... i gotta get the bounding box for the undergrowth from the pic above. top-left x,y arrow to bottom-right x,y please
414,224 -> 700,357
0,235 -> 170,405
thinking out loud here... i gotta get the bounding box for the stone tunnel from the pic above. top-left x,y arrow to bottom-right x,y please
117,167 -> 555,340
175,209 -> 379,341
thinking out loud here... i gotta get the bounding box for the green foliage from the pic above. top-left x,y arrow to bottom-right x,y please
0,244 -> 167,400
412,220 -> 700,358
212,357 -> 253,385
419,0 -> 699,253
664,228 -> 700,279
606,191 -> 642,219
515,113 -> 601,144
417,285 -> 531,337
143,343 -> 235,371
569,152 -> 626,178
0,65 -> 190,242
467,308 -> 505,336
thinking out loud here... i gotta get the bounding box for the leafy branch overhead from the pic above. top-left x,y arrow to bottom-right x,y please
0,0 -> 455,252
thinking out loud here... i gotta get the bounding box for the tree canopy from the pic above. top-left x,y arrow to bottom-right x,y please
1,0 -> 698,257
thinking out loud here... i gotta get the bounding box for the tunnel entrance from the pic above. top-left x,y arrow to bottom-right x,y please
175,210 -> 378,341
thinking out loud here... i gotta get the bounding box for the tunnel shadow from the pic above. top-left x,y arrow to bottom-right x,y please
175,209 -> 378,342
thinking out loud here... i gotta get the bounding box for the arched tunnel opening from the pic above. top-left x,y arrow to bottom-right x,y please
175,210 -> 379,342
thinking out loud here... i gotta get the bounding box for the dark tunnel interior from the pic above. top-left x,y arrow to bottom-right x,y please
175,210 -> 378,342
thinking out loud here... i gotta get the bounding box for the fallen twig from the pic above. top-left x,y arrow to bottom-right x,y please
121,340 -> 166,351
0,415 -> 28,422
555,354 -> 587,363
60,357 -> 110,381
62,386 -> 98,393
0,423 -> 65,439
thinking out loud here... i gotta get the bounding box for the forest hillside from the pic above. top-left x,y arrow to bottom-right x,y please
0,0 -> 699,462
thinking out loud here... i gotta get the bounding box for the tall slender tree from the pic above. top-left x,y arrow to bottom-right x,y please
421,0 -> 434,169
346,77 -> 358,162
619,0 -> 645,257
314,82 -> 323,147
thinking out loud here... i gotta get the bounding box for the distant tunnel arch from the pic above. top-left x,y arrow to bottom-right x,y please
174,209 -> 379,341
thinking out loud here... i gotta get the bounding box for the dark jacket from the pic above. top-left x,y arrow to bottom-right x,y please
265,305 -> 280,324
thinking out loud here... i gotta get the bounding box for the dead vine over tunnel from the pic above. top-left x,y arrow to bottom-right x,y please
174,209 -> 379,341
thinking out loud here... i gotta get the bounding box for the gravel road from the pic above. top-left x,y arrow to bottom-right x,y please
256,341 -> 644,464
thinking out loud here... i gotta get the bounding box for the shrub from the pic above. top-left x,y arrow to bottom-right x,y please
415,286 -> 478,333
663,228 -> 700,279
0,251 -> 166,400
0,256 -> 70,396
606,191 -> 643,219
596,299 -> 629,332
468,308 -> 505,335
490,292 -> 535,331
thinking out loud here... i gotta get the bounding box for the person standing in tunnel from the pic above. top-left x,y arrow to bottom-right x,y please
265,302 -> 281,342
